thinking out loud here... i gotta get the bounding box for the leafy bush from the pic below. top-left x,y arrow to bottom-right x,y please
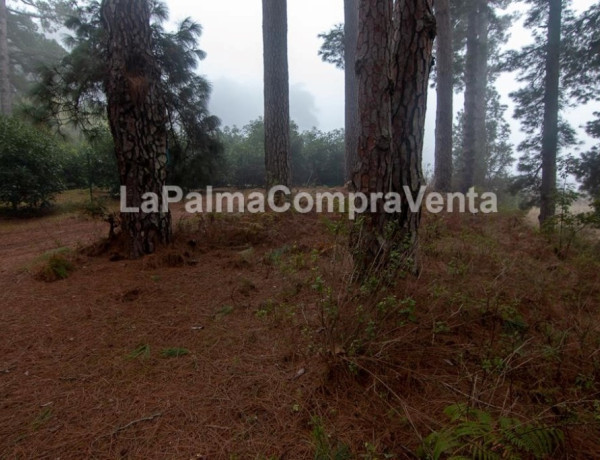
85,128 -> 120,193
218,118 -> 345,188
167,129 -> 225,191
0,117 -> 65,209
297,128 -> 345,187
61,144 -> 89,190
218,120 -> 269,187
60,127 -> 119,194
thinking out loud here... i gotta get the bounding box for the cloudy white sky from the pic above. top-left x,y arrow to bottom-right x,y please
165,0 -> 599,167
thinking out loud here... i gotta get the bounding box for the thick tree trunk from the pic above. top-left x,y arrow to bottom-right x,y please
459,0 -> 488,193
101,0 -> 171,259
351,0 -> 393,275
344,0 -> 359,183
539,0 -> 562,226
433,0 -> 453,192
351,0 -> 435,278
263,0 -> 291,188
389,0 -> 436,273
0,0 -> 11,116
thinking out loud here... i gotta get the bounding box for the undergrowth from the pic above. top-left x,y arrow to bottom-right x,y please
173,207 -> 600,457
297,210 -> 600,457
32,249 -> 75,282
417,404 -> 564,459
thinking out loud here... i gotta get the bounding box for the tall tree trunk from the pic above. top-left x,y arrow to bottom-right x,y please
263,0 -> 291,188
539,0 -> 562,226
459,0 -> 488,192
101,0 -> 171,259
0,0 -> 11,116
351,0 -> 435,278
433,0 -> 453,192
473,0 -> 489,188
344,0 -> 359,184
389,0 -> 436,273
351,0 -> 393,276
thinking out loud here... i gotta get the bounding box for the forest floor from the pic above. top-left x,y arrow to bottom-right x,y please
0,189 -> 599,459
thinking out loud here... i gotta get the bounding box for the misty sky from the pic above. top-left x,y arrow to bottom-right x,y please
165,0 -> 599,168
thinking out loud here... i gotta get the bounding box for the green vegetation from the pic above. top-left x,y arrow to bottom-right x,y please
127,344 -> 151,360
219,119 -> 344,188
0,116 -> 345,214
31,248 -> 75,282
160,348 -> 190,358
311,416 -> 352,460
0,117 -> 65,210
418,404 -> 564,459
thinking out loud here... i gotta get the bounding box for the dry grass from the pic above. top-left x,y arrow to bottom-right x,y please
0,201 -> 599,458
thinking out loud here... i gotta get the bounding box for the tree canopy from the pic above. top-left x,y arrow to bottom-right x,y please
28,0 -> 222,190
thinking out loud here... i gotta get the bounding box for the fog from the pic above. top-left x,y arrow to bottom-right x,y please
164,0 -> 598,169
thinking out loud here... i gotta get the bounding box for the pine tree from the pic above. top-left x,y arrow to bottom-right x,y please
28,0 -> 221,194
566,1 -> 600,201
506,0 -> 587,217
101,0 -> 171,258
453,87 -> 514,191
262,0 -> 291,188
0,0 -> 76,114
317,1 -> 360,184
433,0 -> 454,192
344,0 -> 359,183
538,0 -> 563,225
351,0 -> 435,277
459,0 -> 489,192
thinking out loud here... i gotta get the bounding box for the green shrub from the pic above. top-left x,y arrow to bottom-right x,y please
61,127 -> 119,194
0,116 -> 65,209
34,254 -> 75,282
218,119 -> 345,188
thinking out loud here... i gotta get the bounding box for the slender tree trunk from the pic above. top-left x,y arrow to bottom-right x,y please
539,0 -> 562,226
263,0 -> 291,188
473,0 -> 489,187
351,0 -> 435,278
0,0 -> 11,116
433,0 -> 453,192
101,0 -> 171,259
344,0 -> 359,184
459,0 -> 488,192
460,4 -> 478,192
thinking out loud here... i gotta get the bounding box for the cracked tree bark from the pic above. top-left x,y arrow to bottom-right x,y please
351,0 -> 435,278
102,0 -> 171,259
